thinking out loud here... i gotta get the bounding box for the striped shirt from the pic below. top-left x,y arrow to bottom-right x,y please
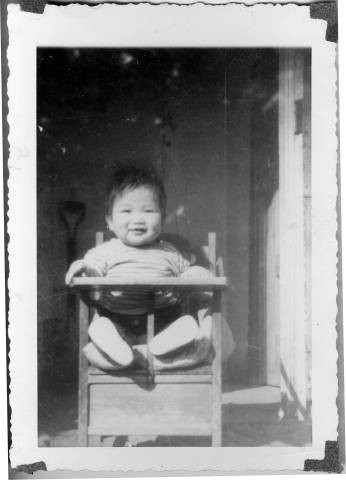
74,238 -> 190,314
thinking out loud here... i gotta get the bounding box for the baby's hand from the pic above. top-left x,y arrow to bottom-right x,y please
65,260 -> 103,285
181,266 -> 214,279
181,266 -> 214,301
65,260 -> 86,285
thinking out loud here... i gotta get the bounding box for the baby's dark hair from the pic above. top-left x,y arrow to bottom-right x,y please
105,165 -> 167,217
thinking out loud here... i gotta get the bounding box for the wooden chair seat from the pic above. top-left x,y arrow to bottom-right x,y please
88,363 -> 213,376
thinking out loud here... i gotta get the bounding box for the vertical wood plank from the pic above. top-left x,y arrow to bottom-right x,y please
78,296 -> 89,446
265,190 -> 280,386
302,52 -> 312,405
279,50 -> 307,418
211,291 -> 222,446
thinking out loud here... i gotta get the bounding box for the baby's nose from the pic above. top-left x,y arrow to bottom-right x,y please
131,212 -> 145,223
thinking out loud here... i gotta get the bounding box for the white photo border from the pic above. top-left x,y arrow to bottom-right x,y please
7,3 -> 338,472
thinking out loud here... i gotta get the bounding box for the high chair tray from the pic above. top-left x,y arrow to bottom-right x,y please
70,276 -> 228,290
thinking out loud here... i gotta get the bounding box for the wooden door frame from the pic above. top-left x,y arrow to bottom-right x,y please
279,49 -> 311,418
248,49 -> 311,410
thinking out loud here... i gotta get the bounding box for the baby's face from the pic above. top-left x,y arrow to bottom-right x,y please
107,185 -> 163,247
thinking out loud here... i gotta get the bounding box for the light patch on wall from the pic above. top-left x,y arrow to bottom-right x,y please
165,204 -> 187,224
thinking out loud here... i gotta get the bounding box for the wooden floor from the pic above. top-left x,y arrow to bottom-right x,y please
38,385 -> 311,447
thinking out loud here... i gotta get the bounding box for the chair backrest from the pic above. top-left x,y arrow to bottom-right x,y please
95,231 -> 104,246
203,232 -> 224,276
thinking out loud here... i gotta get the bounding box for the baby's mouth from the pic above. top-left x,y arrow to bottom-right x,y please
130,228 -> 147,235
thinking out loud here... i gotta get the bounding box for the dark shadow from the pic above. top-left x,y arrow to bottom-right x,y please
135,436 -> 211,447
112,436 -> 129,447
38,386 -> 77,441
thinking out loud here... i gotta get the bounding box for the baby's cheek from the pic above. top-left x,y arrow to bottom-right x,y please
154,217 -> 163,234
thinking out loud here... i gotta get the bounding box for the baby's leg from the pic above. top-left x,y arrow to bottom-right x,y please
151,314 -> 214,371
152,339 -> 213,370
181,265 -> 214,340
197,307 -> 236,362
88,314 -> 134,367
196,307 -> 212,339
148,314 -> 198,356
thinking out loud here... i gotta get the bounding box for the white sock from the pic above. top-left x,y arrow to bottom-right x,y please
148,315 -> 198,356
88,316 -> 134,367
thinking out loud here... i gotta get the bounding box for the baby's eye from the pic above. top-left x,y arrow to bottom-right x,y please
145,209 -> 155,213
121,209 -> 131,213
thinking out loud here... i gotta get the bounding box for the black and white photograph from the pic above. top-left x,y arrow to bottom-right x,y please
36,46 -> 311,449
6,2 -> 339,473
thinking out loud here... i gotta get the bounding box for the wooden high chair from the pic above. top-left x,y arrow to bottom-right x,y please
70,233 -> 228,446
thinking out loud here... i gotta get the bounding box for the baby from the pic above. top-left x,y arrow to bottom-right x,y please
66,165 -> 232,371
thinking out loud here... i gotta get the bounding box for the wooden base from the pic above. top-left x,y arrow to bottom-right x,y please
89,381 -> 213,436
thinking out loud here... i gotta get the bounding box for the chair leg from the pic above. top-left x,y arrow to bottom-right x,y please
78,296 -> 89,446
212,292 -> 223,447
212,411 -> 222,447
146,293 -> 155,385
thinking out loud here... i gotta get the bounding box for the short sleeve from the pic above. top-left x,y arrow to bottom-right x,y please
83,240 -> 118,276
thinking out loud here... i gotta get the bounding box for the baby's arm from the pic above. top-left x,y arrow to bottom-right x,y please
65,260 -> 104,285
65,246 -> 108,285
